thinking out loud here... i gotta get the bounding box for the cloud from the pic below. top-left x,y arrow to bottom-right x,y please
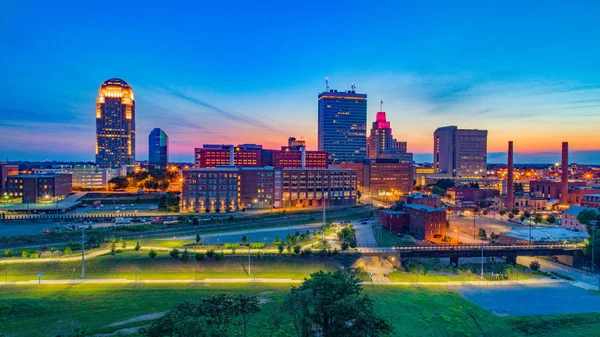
147,82 -> 277,132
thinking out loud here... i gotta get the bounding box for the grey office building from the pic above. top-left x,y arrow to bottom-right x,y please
95,78 -> 136,168
434,126 -> 487,177
149,128 -> 169,169
318,89 -> 367,163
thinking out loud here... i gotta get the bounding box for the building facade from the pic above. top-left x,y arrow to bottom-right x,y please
581,194 -> 600,208
0,163 -> 19,195
367,111 -> 412,162
148,128 -> 169,170
402,204 -> 446,241
194,145 -> 262,168
530,179 -> 587,199
434,126 -> 487,177
280,168 -> 358,207
5,174 -> 72,203
379,210 -> 409,233
96,78 -> 136,168
318,89 -> 367,163
562,205 -> 597,232
181,167 -> 241,212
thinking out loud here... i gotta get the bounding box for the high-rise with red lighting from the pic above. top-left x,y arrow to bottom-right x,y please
560,142 -> 569,206
507,141 -> 514,210
367,110 -> 412,162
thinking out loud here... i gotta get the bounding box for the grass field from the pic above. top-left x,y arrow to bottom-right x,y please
0,251 -> 348,282
2,283 -> 600,337
386,270 -> 547,282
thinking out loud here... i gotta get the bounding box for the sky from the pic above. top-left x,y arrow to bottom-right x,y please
1,0 -> 599,164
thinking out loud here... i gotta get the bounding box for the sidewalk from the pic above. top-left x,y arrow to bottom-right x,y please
0,277 -> 566,287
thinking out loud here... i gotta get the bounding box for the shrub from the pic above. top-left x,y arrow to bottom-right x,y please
301,248 -> 312,256
4,249 -> 12,257
169,248 -> 180,259
134,241 -> 141,251
250,242 -> 266,249
63,247 -> 72,255
181,249 -> 190,262
51,250 -> 63,257
206,249 -> 215,258
148,249 -> 157,260
40,251 -> 52,259
341,242 -> 349,251
529,260 -> 541,271
195,252 -> 205,261
215,252 -> 224,262
293,245 -> 301,255
278,244 -> 284,255
21,249 -> 29,259
29,253 -> 40,259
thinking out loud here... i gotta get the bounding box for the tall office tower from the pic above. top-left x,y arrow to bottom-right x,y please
148,128 -> 169,170
318,86 -> 367,164
96,78 -> 136,168
433,126 -> 487,177
366,110 -> 412,162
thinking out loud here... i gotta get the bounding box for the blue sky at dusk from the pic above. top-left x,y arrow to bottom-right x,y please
1,1 -> 599,163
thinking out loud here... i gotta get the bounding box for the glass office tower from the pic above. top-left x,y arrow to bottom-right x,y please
318,89 -> 367,163
95,78 -> 135,168
148,128 -> 169,169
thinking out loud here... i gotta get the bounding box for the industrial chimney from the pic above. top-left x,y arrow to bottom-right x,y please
560,142 -> 569,206
507,141 -> 514,210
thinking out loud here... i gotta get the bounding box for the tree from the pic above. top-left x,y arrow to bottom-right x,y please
144,294 -> 261,337
293,245 -> 301,255
435,178 -> 455,190
273,235 -> 282,245
547,215 -> 556,224
121,240 -> 127,250
524,210 -> 531,219
278,244 -> 284,255
473,206 -> 481,214
215,252 -> 224,262
158,180 -> 170,191
499,209 -> 507,217
158,193 -> 180,212
431,186 -> 446,197
577,209 -> 600,234
148,249 -> 157,261
529,260 -> 541,271
478,228 -> 487,240
533,213 -> 543,225
63,246 -> 72,255
181,248 -> 190,262
242,235 -> 248,245
192,217 -> 199,225
196,232 -> 202,244
108,176 -> 129,190
482,209 -> 488,215
520,215 -> 526,222
235,295 -> 261,337
285,271 -> 392,337
206,249 -> 215,258
195,252 -> 205,262
508,213 -> 515,219
134,241 -> 141,251
511,207 -> 520,215
169,248 -> 180,260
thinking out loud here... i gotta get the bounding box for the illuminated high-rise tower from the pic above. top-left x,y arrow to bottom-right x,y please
95,78 -> 135,168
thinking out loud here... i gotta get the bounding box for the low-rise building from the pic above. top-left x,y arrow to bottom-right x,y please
5,174 -> 72,203
499,227 -> 588,244
401,203 -> 446,241
379,210 -> 409,233
181,167 -> 241,212
446,187 -> 498,203
0,163 -> 19,194
562,205 -> 598,231
581,194 -> 600,208
398,193 -> 441,208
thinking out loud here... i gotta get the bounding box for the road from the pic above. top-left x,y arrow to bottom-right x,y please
168,223 -> 325,244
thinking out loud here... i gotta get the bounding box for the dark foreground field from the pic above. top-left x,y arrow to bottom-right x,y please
1,283 -> 600,337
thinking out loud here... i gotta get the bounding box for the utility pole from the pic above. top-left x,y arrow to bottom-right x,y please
248,230 -> 251,276
322,194 -> 326,241
593,221 -> 600,291
81,228 -> 86,278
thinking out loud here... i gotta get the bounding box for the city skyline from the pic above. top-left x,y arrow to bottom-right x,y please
1,1 -> 600,164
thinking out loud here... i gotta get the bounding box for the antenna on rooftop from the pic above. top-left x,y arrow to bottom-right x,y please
325,78 -> 329,91
351,83 -> 356,92
380,100 -> 383,111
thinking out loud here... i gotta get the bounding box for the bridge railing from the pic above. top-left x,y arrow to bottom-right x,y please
356,243 -> 584,252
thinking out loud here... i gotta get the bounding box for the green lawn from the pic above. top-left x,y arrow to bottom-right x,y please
2,284 -> 600,337
0,251 -> 343,281
387,270 -> 547,282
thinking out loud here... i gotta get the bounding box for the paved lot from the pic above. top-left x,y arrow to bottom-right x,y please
354,222 -> 378,246
456,283 -> 600,316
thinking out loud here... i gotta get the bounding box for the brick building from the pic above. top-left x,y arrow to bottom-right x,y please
581,194 -> 600,208
379,210 -> 409,233
338,159 -> 413,197
181,167 -> 241,212
446,187 -> 498,203
5,174 -> 72,203
402,204 -> 446,241
0,163 -> 19,194
530,179 -> 586,199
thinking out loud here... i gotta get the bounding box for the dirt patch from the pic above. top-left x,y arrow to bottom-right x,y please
106,312 -> 165,327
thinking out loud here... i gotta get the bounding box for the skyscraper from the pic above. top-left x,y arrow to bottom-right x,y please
367,110 -> 412,162
148,128 -> 169,169
318,87 -> 367,163
433,126 -> 487,177
95,78 -> 135,168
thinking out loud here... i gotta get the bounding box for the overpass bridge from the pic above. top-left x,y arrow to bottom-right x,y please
354,244 -> 584,265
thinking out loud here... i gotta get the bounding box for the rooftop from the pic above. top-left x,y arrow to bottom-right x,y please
501,227 -> 588,242
8,173 -> 70,179
380,210 -> 407,215
563,205 -> 599,216
403,203 -> 444,212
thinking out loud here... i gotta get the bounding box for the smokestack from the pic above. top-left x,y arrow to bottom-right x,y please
561,142 -> 569,205
229,145 -> 234,166
507,141 -> 514,210
301,146 -> 306,169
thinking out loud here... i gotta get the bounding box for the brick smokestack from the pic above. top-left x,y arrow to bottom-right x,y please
507,141 -> 514,210
561,142 -> 569,205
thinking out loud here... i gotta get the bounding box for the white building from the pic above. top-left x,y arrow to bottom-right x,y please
562,205 -> 598,232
